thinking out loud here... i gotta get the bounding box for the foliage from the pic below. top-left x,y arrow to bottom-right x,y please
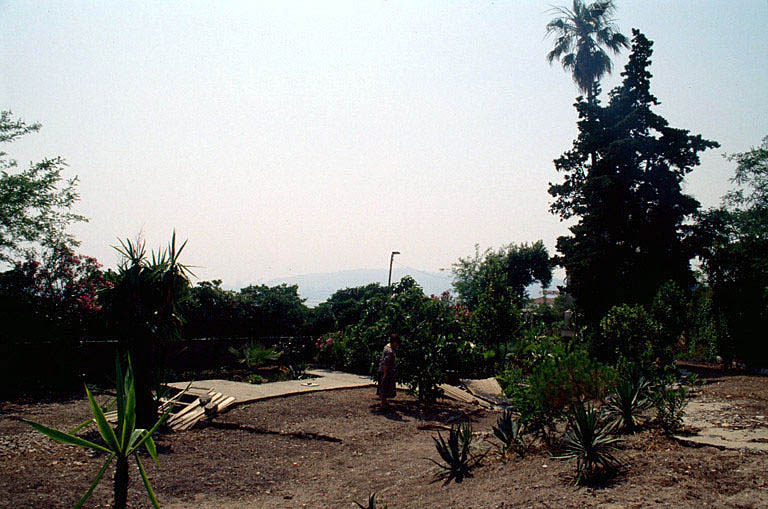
545,0 -> 628,103
238,283 -> 308,337
695,135 -> 768,366
429,422 -> 478,483
550,31 -> 719,329
501,338 -> 614,440
228,342 -> 281,369
99,232 -> 192,428
0,242 -> 105,342
0,111 -> 87,262
605,364 -> 651,433
492,408 -> 528,459
24,357 -> 169,509
319,283 -> 390,332
331,277 -> 472,403
557,402 -> 622,484
452,241 -> 552,310
651,379 -> 687,433
597,304 -> 657,368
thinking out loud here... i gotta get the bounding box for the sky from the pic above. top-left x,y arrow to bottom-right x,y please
2,1 -> 767,290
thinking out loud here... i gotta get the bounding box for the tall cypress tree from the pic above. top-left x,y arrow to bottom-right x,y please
550,30 -> 719,328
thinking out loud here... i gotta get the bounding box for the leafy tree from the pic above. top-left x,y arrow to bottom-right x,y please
340,276 -> 470,403
546,0 -> 628,104
452,241 -> 552,310
696,136 -> 768,366
550,31 -> 719,329
452,242 -> 552,368
323,283 -> 389,331
238,283 -> 308,337
0,111 -> 86,262
182,280 -> 243,338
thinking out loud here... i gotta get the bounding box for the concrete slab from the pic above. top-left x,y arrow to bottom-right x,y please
168,369 -> 374,405
674,398 -> 768,452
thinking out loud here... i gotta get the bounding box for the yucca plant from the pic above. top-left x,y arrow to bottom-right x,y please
492,408 -> 528,459
557,402 -> 622,484
428,422 -> 478,483
24,356 -> 170,508
606,371 -> 651,433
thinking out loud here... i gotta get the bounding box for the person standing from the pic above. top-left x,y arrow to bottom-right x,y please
377,334 -> 400,408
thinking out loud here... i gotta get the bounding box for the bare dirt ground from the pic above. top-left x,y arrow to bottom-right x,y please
2,369 -> 767,508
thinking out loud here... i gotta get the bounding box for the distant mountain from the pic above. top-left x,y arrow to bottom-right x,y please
264,268 -> 565,308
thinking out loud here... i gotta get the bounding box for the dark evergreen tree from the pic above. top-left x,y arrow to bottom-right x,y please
550,30 -> 719,330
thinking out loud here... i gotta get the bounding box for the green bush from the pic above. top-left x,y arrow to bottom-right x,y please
500,339 -> 614,441
651,378 -> 687,432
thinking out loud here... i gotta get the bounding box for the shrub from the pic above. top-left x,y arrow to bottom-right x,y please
429,422 -> 478,483
557,402 -> 622,485
314,332 -> 348,371
651,379 -> 687,432
492,408 -> 528,459
597,304 -> 657,369
501,340 -> 614,442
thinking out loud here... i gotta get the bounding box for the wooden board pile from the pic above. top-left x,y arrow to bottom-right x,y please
105,385 -> 235,431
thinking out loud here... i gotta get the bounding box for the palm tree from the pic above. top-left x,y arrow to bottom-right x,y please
546,0 -> 629,104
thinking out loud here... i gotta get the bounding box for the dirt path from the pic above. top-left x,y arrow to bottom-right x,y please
2,372 -> 767,507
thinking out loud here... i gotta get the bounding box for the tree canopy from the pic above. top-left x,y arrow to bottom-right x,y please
550,30 -> 719,327
546,0 -> 629,103
0,111 -> 86,262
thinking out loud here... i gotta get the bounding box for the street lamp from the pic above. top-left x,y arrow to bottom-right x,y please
388,251 -> 400,287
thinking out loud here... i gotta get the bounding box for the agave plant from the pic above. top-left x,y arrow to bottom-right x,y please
557,402 -> 622,484
428,422 -> 478,483
24,357 -> 170,508
492,408 -> 528,459
606,371 -> 651,433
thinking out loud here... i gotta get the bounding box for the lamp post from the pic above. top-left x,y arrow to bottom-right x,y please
388,251 -> 400,287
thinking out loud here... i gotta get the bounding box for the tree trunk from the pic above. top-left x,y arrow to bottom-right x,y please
132,333 -> 159,430
113,455 -> 129,509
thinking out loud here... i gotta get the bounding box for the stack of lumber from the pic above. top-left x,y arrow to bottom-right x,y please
104,386 -> 235,431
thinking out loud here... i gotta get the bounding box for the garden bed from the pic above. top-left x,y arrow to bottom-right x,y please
1,370 -> 767,507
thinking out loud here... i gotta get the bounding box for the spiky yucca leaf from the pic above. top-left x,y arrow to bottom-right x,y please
557,403 -> 622,484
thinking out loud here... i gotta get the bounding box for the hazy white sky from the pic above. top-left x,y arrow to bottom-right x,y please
2,1 -> 767,288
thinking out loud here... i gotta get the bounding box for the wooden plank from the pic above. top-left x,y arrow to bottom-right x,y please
216,396 -> 235,411
166,398 -> 202,425
175,408 -> 205,430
